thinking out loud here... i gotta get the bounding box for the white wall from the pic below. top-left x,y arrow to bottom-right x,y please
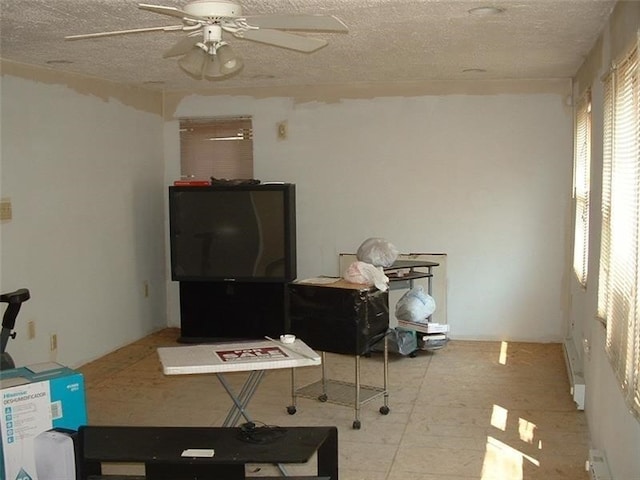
0,73 -> 166,368
1,5 -> 635,474
568,2 -> 640,479
166,88 -> 573,342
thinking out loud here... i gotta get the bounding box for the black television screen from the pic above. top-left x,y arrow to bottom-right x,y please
169,183 -> 297,282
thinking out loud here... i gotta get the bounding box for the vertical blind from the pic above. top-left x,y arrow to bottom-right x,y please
598,40 -> 640,419
573,90 -> 591,287
179,117 -> 254,180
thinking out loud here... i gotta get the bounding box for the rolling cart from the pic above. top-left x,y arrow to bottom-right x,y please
288,332 -> 389,430
287,279 -> 390,429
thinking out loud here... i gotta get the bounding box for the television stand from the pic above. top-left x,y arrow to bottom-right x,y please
178,281 -> 290,342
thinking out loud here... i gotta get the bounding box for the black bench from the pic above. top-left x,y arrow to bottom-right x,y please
78,425 -> 338,480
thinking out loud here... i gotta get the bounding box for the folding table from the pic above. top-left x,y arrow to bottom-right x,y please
157,338 -> 321,427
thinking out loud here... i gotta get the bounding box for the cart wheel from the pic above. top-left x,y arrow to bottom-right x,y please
409,351 -> 418,358
379,406 -> 390,415
287,405 -> 296,415
318,394 -> 328,402
352,420 -> 361,430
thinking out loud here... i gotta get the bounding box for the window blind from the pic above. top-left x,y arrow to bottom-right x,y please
598,40 -> 640,420
179,117 -> 253,180
573,90 -> 591,287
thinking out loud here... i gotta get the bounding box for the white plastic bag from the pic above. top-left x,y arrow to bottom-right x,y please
343,261 -> 389,291
395,285 -> 436,323
356,238 -> 399,268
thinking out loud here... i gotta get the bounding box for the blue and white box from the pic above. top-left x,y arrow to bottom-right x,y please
0,362 -> 87,480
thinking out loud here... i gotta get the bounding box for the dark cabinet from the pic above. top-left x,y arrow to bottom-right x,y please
178,281 -> 289,342
289,280 -> 389,355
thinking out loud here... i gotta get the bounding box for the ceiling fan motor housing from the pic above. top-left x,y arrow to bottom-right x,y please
184,0 -> 243,19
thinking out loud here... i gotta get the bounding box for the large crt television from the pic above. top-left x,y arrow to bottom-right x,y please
169,183 -> 297,282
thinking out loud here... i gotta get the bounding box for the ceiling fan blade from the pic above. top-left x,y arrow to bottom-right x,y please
243,14 -> 348,32
237,29 -> 327,53
163,34 -> 202,58
138,3 -> 208,22
65,25 -> 183,40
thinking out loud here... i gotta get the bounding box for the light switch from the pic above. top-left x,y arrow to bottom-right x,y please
0,198 -> 12,221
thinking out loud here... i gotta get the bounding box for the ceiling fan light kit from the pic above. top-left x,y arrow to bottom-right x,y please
217,44 -> 243,72
177,47 -> 207,78
65,0 -> 348,81
468,6 -> 505,16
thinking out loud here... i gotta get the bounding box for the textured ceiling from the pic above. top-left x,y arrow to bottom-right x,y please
0,0 -> 616,92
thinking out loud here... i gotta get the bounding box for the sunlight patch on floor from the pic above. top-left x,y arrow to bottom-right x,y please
484,402 -> 541,480
518,416 -> 537,444
491,404 -> 508,431
482,435 -> 540,480
499,341 -> 509,365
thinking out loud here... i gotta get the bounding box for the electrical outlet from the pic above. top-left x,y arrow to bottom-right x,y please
27,320 -> 36,339
583,337 -> 591,360
50,333 -> 58,351
277,121 -> 287,139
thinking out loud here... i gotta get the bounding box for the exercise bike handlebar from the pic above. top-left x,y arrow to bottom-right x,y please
1,288 -> 30,353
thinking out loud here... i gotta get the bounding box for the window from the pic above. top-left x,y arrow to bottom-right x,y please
573,90 -> 592,287
598,39 -> 640,419
179,117 -> 253,180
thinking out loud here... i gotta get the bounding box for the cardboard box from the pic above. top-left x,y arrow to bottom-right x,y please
0,362 -> 87,480
425,322 -> 449,334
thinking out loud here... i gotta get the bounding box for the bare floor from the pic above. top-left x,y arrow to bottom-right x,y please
78,329 -> 590,480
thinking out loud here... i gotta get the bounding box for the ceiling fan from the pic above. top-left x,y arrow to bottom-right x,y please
65,0 -> 348,80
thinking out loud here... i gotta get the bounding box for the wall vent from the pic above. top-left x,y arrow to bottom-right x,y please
586,449 -> 613,480
563,338 -> 585,409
